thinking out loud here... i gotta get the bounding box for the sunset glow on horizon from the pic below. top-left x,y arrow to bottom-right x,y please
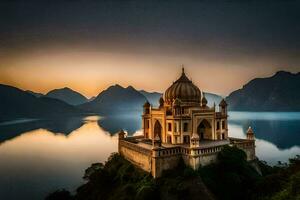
1,47 -> 299,98
1,1 -> 300,97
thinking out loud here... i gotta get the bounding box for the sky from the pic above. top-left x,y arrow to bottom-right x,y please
1,0 -> 300,98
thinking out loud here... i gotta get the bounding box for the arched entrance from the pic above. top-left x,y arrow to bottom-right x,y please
197,119 -> 212,140
154,120 -> 162,140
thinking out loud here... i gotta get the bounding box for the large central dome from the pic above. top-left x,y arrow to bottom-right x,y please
164,68 -> 201,104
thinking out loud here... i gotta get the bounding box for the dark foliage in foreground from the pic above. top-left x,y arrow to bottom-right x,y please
46,153 -> 213,200
252,155 -> 300,200
199,146 -> 260,200
199,146 -> 300,200
45,189 -> 72,200
46,147 -> 300,200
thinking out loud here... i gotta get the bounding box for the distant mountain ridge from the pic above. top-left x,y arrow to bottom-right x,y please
203,92 -> 223,107
26,90 -> 44,98
226,71 -> 300,111
139,90 -> 162,107
4,69 -> 297,120
24,86 -> 222,115
0,84 -> 81,119
79,84 -> 147,115
45,87 -> 88,105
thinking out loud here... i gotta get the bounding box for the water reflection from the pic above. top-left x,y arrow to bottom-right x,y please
0,117 -> 84,143
0,116 -> 118,200
228,112 -> 300,164
0,114 -> 142,144
229,112 -> 300,149
98,114 -> 141,135
0,112 -> 299,199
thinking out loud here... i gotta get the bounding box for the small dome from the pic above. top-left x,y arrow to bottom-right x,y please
247,126 -> 254,134
164,67 -> 201,104
143,101 -> 150,107
219,99 -> 227,107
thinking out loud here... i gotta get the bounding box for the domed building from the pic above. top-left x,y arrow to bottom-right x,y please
142,67 -> 228,144
119,67 -> 256,178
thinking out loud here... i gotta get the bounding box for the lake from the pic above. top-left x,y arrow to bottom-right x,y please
0,112 -> 299,199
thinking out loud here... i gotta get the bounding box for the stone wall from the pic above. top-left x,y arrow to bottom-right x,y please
184,145 -> 223,169
243,146 -> 256,161
151,154 -> 181,178
186,153 -> 219,170
119,140 -> 152,172
119,137 -> 256,178
229,137 -> 256,161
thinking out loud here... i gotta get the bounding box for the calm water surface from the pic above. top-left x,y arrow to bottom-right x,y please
0,112 -> 299,199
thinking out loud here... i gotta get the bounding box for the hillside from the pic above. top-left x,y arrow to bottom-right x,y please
79,85 -> 147,115
204,92 -> 223,107
139,90 -> 162,107
46,153 -> 215,200
0,84 -> 81,119
46,147 -> 300,200
46,87 -> 88,105
26,90 -> 44,98
226,71 -> 300,111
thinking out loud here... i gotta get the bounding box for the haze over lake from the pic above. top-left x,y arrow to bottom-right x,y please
0,112 -> 299,199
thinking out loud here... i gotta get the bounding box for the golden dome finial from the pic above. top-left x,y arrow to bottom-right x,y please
181,64 -> 185,74
164,64 -> 201,104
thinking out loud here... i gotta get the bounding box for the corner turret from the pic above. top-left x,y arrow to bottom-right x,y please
219,98 -> 227,115
190,132 -> 200,148
246,126 -> 255,140
143,101 -> 151,114
118,129 -> 126,140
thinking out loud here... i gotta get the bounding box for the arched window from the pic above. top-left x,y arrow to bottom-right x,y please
154,120 -> 162,139
183,122 -> 188,132
197,119 -> 211,140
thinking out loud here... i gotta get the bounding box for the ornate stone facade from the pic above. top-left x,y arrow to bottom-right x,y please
119,67 -> 256,178
143,68 -> 229,144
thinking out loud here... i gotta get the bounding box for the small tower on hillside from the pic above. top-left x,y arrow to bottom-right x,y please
246,126 -> 255,140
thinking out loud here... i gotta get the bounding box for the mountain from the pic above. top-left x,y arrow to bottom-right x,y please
0,84 -> 81,119
203,92 -> 223,107
45,87 -> 88,106
79,84 -> 147,115
226,71 -> 300,111
88,96 -> 96,102
26,90 -> 44,98
139,90 -> 162,107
